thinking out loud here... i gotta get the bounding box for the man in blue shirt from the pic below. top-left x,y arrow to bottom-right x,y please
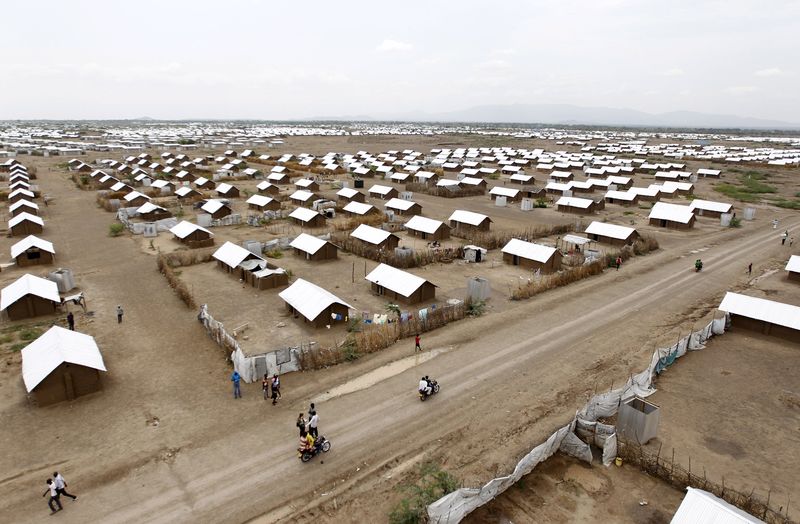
231,371 -> 242,399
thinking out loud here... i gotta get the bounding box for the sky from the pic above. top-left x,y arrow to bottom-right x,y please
1,0 -> 798,122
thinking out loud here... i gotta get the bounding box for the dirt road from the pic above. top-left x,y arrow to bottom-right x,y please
2,160 -> 797,523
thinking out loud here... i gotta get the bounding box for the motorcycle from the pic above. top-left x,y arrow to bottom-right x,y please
694,259 -> 703,272
298,435 -> 331,462
419,379 -> 440,401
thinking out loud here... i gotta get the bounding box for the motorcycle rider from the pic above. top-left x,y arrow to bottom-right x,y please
299,429 -> 315,454
419,376 -> 431,397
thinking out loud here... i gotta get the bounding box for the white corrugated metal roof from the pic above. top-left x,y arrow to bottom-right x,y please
289,207 -> 320,223
351,224 -> 392,245
502,238 -> 557,263
385,198 -> 417,211
489,186 -> 520,197
290,233 -> 329,255
556,196 -> 593,209
787,255 -> 800,273
718,292 -> 800,331
8,212 -> 44,228
365,263 -> 431,297
201,199 -> 227,213
175,186 -> 196,197
289,190 -> 314,202
169,220 -> 212,239
689,199 -> 732,214
278,278 -> 352,322
246,194 -> 275,207
123,191 -> 149,203
405,215 -> 446,235
369,184 -> 394,196
21,326 -> 106,393
9,200 -> 39,213
671,487 -> 763,524
448,210 -> 490,226
1,273 -> 60,310
256,181 -> 276,191
585,221 -> 636,240
10,235 -> 55,259
649,202 -> 694,223
343,201 -> 375,215
136,202 -> 166,214
212,241 -> 263,269
336,187 -> 360,198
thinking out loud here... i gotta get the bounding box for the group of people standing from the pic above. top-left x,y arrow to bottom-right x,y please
43,472 -> 76,514
230,371 -> 281,403
297,403 -> 321,451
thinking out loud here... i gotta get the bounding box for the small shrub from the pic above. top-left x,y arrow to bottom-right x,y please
535,198 -> 548,208
729,217 -> 742,228
109,223 -> 125,237
340,338 -> 359,361
466,299 -> 486,317
388,463 -> 460,524
264,248 -> 284,259
19,328 -> 43,341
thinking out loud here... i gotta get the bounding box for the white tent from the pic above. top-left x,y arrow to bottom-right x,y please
21,326 -> 106,393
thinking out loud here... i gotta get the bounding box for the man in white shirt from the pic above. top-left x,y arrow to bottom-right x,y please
308,411 -> 319,438
419,377 -> 431,397
54,471 -> 77,500
42,478 -> 62,514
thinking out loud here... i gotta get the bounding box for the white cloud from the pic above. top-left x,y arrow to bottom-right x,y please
493,48 -> 516,55
376,39 -> 413,52
660,68 -> 685,77
476,59 -> 512,70
725,85 -> 758,95
754,67 -> 784,77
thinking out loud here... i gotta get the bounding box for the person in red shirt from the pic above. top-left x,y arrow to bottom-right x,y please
414,334 -> 421,352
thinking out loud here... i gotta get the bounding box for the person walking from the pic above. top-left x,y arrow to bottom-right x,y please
782,234 -> 787,246
308,410 -> 319,438
231,370 -> 242,399
43,478 -> 62,514
53,472 -> 77,501
261,373 -> 276,400
67,312 -> 75,331
414,334 -> 421,352
271,374 -> 281,405
615,256 -> 622,270
748,263 -> 752,276
308,402 -> 316,419
296,413 -> 307,436
116,305 -> 124,324
791,237 -> 795,248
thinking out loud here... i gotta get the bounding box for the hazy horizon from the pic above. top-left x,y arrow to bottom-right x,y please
1,0 -> 798,123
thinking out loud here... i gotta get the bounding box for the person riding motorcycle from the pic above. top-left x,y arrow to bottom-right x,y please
418,376 -> 431,397
299,430 -> 315,454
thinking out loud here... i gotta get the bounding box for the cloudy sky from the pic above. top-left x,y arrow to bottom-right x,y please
1,0 -> 798,122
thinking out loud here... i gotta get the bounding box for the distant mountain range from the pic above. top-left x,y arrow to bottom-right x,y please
310,103 -> 799,130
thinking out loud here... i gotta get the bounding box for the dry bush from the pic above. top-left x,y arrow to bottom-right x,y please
330,212 -> 387,232
354,304 -> 465,354
161,247 -> 216,268
156,254 -> 197,309
457,223 -> 576,250
404,182 -> 486,198
332,234 -> 464,268
512,260 -> 605,300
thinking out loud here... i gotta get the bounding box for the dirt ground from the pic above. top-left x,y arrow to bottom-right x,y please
0,135 -> 798,524
466,454 -> 684,524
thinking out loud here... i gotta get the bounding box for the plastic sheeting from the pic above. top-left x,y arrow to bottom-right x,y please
427,315 -> 730,523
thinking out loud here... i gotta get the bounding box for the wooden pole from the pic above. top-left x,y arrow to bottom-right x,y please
670,449 -> 675,479
352,262 -> 354,283
765,490 -> 771,519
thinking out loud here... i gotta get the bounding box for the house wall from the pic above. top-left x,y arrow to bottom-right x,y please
409,226 -> 450,241
32,362 -> 102,407
730,315 -> 799,344
393,203 -> 422,216
503,251 -> 561,274
211,207 -> 232,220
788,271 -> 800,282
450,220 -> 490,233
10,207 -> 38,217
649,216 -> 695,229
590,232 -> 639,246
15,249 -> 54,267
557,204 -> 594,215
5,295 -> 58,320
10,222 -> 43,237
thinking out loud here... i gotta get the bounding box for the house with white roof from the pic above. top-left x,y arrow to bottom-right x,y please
671,487 -> 761,524
9,199 -> 39,217
290,233 -> 338,261
342,201 -> 378,217
278,278 -> 353,328
584,221 -> 639,246
489,186 -> 521,202
405,216 -> 450,241
11,235 -> 55,266
384,197 -> 421,216
1,274 -> 60,320
604,190 -> 639,207
212,241 -> 267,278
649,202 -> 695,229
9,212 -> 44,237
350,224 -> 400,250
688,199 -> 733,218
556,196 -> 604,215
448,210 -> 491,233
289,206 -> 326,228
502,238 -> 562,274
365,263 -> 436,305
21,326 -> 106,406
368,184 -> 398,200
246,194 -> 280,212
718,292 -> 800,343
786,255 -> 800,282
169,220 -> 214,247
200,199 -> 232,220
